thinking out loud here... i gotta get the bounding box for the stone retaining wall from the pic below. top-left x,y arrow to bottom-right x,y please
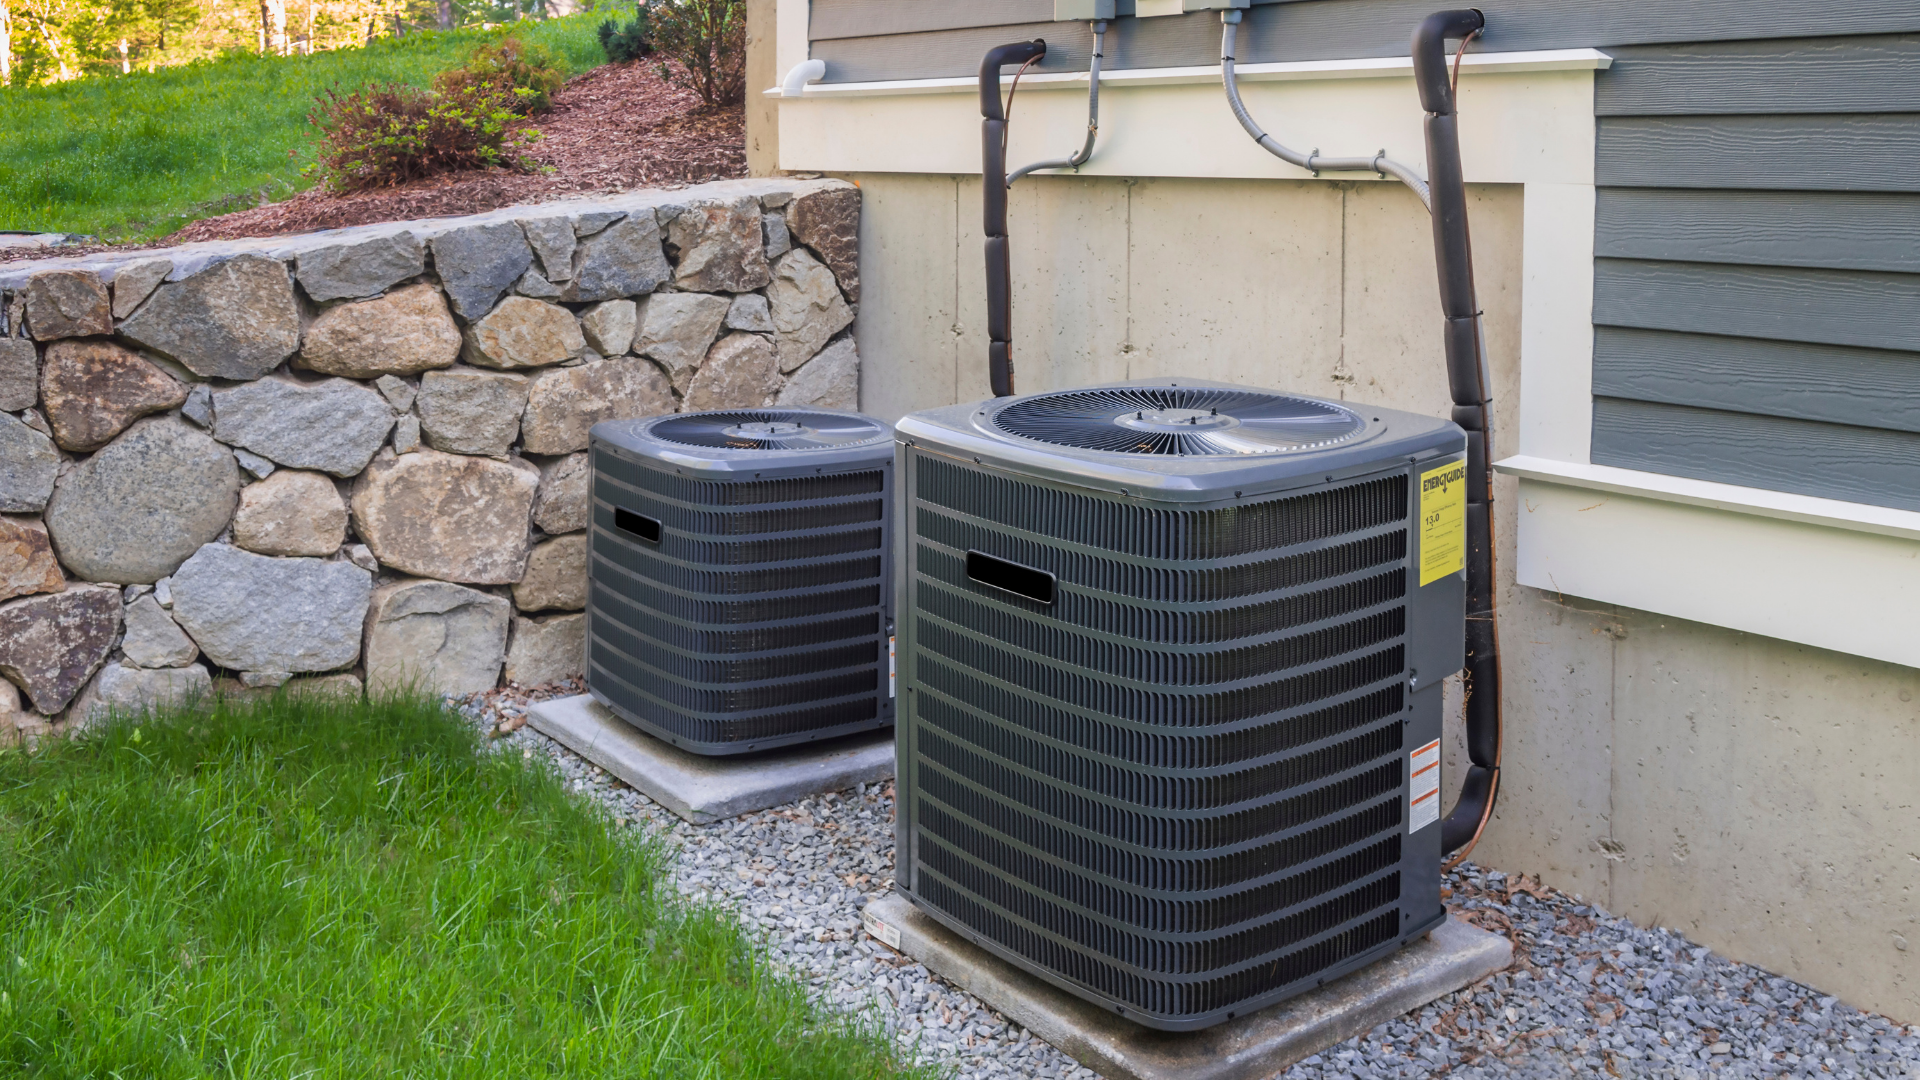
0,177 -> 862,743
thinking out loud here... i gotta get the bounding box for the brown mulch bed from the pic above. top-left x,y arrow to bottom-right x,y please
14,60 -> 746,261
169,60 -> 745,243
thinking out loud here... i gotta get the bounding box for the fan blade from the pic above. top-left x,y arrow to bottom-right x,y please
992,387 -> 1363,456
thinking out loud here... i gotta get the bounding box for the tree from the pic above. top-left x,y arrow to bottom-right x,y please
1,1 -> 13,85
3,0 -> 213,84
13,0 -> 74,82
258,0 -> 288,53
0,0 -> 564,86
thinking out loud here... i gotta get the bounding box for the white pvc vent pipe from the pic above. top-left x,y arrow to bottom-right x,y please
781,58 -> 826,98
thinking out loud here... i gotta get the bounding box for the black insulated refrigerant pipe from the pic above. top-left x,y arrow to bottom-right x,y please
1413,8 -> 1504,864
981,38 -> 1047,398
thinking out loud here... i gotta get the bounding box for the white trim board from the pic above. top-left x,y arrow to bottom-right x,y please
1517,185 -> 1596,465
767,48 -> 1613,98
776,64 -> 1599,185
1513,477 -> 1920,670
1498,455 -> 1920,544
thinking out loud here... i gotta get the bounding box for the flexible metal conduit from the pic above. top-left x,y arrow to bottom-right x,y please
1009,21 -> 1107,186
1409,9 -> 1504,865
1220,11 -> 1431,210
980,38 -> 1048,397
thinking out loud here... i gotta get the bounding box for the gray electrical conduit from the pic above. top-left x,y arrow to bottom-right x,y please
1220,11 -> 1431,210
1008,21 -> 1107,185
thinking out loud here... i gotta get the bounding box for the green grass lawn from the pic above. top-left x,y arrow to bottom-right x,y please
0,15 -> 608,242
0,692 -> 926,1079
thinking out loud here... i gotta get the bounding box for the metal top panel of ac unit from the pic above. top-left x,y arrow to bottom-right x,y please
895,378 -> 1463,503
991,384 -> 1368,456
592,409 -> 893,478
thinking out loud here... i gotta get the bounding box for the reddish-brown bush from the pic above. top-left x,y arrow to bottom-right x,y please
307,74 -> 539,192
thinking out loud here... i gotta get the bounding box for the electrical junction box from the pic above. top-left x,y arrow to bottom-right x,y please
1054,0 -> 1117,19
1136,0 -> 1247,16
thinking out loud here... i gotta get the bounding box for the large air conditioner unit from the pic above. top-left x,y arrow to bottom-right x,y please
892,380 -> 1467,1030
889,5 -> 1502,1031
587,409 -> 896,756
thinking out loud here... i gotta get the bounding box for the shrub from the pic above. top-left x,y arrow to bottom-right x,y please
648,0 -> 745,106
597,5 -> 654,64
307,74 -> 539,192
440,37 -> 568,115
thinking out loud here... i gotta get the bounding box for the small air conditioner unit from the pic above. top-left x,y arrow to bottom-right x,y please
587,409 -> 895,755
892,380 -> 1467,1030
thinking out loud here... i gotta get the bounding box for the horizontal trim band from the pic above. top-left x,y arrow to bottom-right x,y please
1495,454 -> 1920,542
767,48 -> 1612,98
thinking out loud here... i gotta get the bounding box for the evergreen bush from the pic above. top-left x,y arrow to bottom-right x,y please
597,5 -> 654,64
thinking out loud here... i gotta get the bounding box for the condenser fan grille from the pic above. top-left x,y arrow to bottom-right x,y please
650,410 -> 889,451
990,387 -> 1364,455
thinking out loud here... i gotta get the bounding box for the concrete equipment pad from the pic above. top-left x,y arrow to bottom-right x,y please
861,892 -> 1512,1080
526,694 -> 895,824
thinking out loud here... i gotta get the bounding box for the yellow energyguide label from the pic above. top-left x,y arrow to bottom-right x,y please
1418,460 -> 1467,586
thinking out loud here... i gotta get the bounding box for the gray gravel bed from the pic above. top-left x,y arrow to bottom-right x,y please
462,688 -> 1920,1080
1288,870 -> 1920,1080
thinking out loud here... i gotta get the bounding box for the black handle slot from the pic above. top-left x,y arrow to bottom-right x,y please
614,507 -> 662,544
966,550 -> 1055,605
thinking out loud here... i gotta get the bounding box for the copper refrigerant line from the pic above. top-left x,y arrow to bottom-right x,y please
976,9 -> 1504,864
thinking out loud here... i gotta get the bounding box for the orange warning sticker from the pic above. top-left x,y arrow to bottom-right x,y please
1410,738 -> 1441,832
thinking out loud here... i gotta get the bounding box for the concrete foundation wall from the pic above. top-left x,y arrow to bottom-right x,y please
840,170 -> 1920,1022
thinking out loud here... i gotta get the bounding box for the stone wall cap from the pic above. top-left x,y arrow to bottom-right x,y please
0,177 -> 843,289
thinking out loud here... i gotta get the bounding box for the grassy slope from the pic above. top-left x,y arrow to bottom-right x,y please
0,694 -> 924,1079
0,15 -> 607,242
